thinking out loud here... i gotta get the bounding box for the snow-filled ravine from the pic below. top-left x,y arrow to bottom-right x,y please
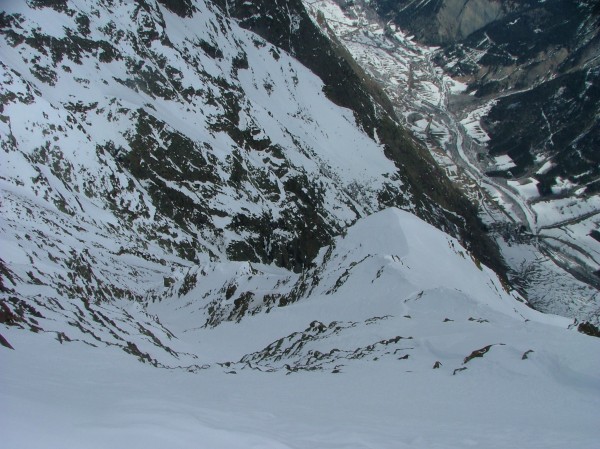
3,209 -> 600,448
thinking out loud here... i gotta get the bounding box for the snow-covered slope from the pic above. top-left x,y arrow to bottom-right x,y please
0,0 -> 508,351
1,1 -> 600,447
4,208 -> 600,448
0,0 -> 395,271
0,0 -> 393,335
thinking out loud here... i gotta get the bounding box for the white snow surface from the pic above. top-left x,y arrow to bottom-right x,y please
1,1 -> 600,447
507,178 -> 540,200
494,154 -> 517,171
460,101 -> 496,144
3,208 -> 600,448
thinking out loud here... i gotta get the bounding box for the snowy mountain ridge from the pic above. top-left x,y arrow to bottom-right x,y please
0,0 -> 507,346
1,1 -> 600,447
4,206 -> 600,448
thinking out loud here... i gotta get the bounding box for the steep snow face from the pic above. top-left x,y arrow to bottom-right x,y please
0,0 -> 410,331
0,0 -> 403,274
1,2 -> 599,446
149,208 -> 527,354
3,208 -> 600,448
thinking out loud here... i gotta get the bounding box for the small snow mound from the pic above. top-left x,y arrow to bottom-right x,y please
332,209 -> 505,298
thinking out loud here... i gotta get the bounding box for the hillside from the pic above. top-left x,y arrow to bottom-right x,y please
310,0 -> 600,322
5,207 -> 600,448
1,1 -> 599,447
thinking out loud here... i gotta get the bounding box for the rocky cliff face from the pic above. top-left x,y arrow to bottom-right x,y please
372,0 -> 519,45
0,0 -> 506,353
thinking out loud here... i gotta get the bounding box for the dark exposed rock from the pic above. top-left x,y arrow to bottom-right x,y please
0,301 -> 18,325
521,350 -> 534,360
577,322 -> 600,338
156,0 -> 196,17
463,344 -> 493,364
0,333 -> 14,350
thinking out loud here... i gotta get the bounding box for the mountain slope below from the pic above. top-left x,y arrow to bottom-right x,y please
306,0 -> 600,323
3,208 -> 600,448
